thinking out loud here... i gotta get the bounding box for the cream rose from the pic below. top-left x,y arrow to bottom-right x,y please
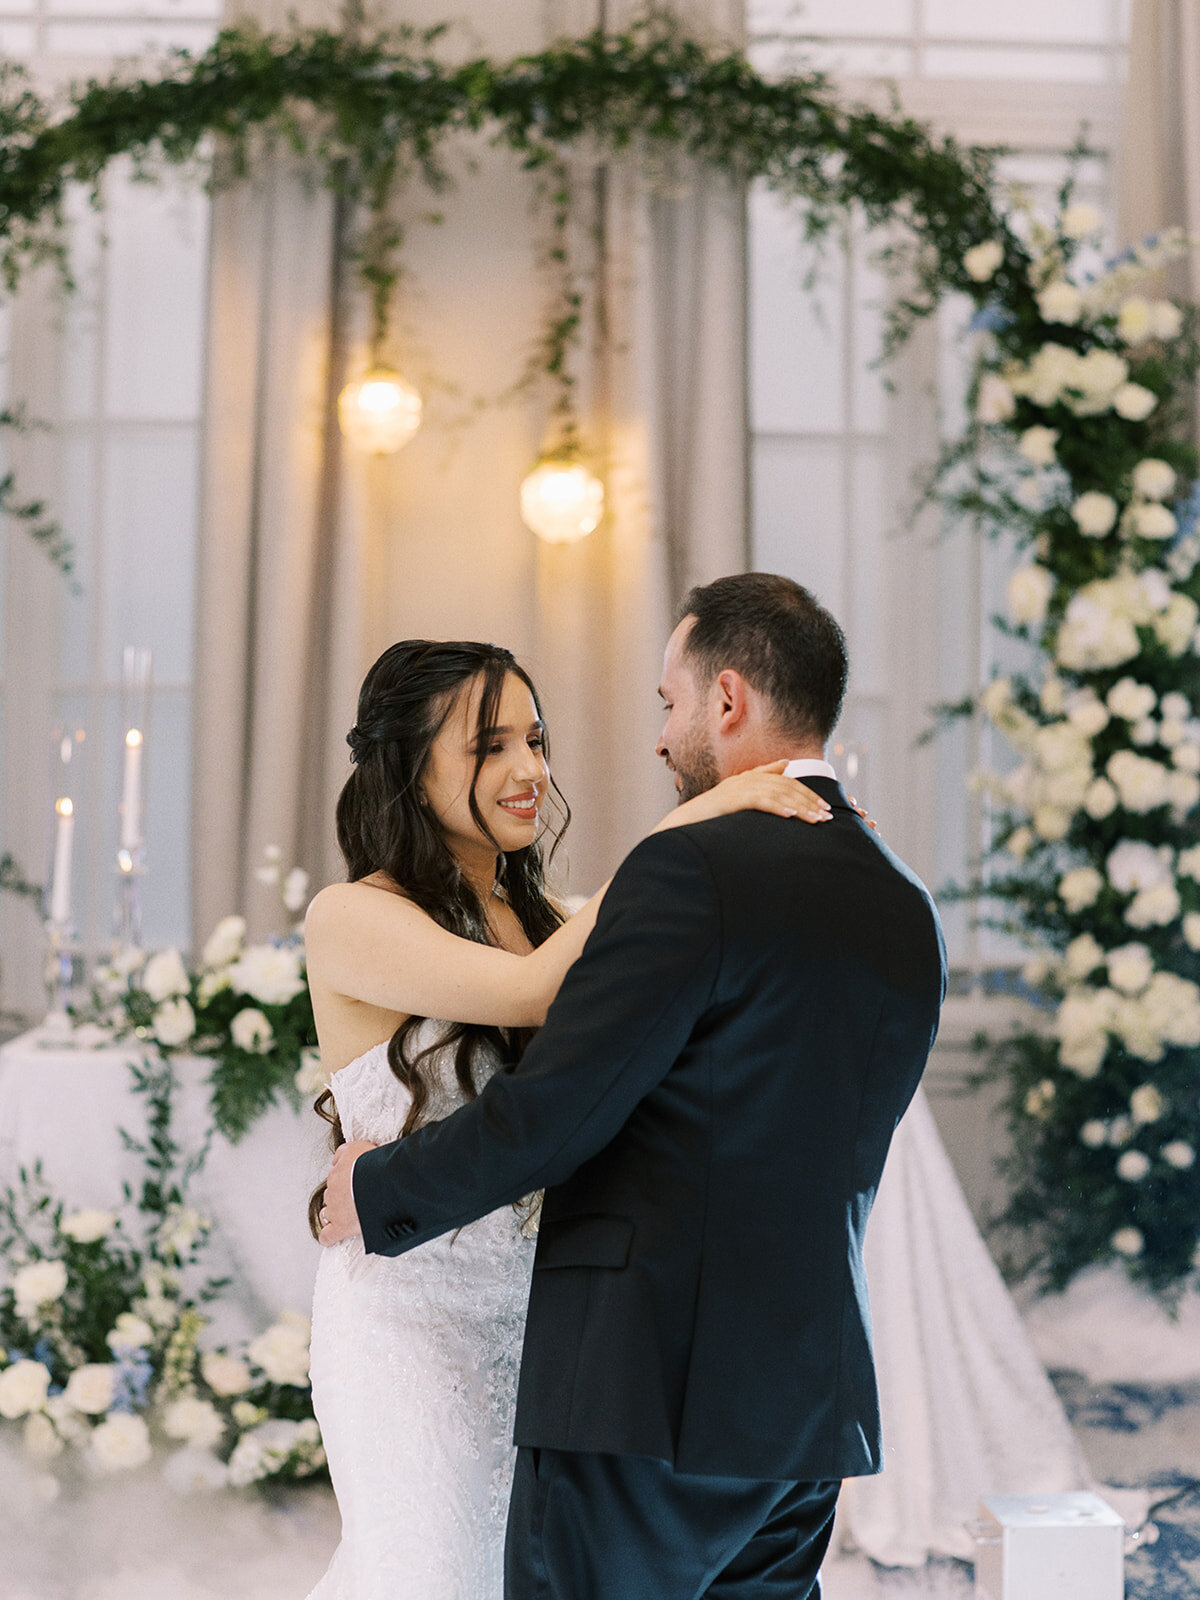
1065,933 -> 1104,979
13,1259 -> 68,1321
1131,458 -> 1176,500
162,1395 -> 226,1450
963,240 -> 1004,282
1107,839 -> 1173,893
1080,1120 -> 1109,1148
1163,1141 -> 1196,1170
1127,502 -> 1177,540
201,914 -> 246,969
1153,594 -> 1199,655
1071,491 -> 1119,537
91,1412 -> 152,1472
1106,750 -> 1171,812
107,1313 -> 155,1354
0,1359 -> 52,1419
1149,299 -> 1184,340
1007,564 -> 1054,625
228,944 -> 305,1007
1018,425 -> 1058,466
247,1311 -> 311,1388
1106,678 -> 1157,721
153,997 -> 196,1048
1183,913 -> 1200,951
1125,883 -> 1181,928
201,1351 -> 253,1397
1130,1083 -> 1165,1124
60,1209 -> 115,1244
1107,944 -> 1154,996
1059,866 -> 1104,913
63,1363 -> 116,1415
1113,382 -> 1158,421
1036,280 -> 1082,325
142,947 -> 190,1002
1117,297 -> 1151,343
976,372 -> 1016,424
231,1008 -> 273,1053
1112,1226 -> 1143,1257
1060,201 -> 1102,238
1116,1149 -> 1151,1182
1083,778 -> 1118,819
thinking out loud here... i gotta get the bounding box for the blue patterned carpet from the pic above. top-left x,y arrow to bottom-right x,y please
1052,1374 -> 1200,1599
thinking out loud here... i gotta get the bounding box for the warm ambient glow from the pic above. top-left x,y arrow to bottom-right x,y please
55,797 -> 73,818
126,728 -> 142,748
337,368 -> 423,454
519,459 -> 605,544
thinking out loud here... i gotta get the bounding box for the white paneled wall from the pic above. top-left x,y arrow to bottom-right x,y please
0,0 -> 215,1012
747,2 -> 1129,969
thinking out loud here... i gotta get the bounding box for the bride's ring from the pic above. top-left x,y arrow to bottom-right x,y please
320,1207 -> 329,1227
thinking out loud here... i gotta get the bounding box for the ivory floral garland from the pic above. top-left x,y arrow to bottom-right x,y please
945,195 -> 1200,1295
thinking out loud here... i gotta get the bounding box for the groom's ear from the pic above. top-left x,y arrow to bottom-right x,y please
713,669 -> 751,733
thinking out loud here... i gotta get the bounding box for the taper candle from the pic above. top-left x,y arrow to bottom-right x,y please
49,797 -> 74,926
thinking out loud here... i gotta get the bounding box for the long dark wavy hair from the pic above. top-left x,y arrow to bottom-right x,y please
307,640 -> 570,1238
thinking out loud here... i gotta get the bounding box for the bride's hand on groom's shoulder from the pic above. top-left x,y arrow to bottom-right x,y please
318,1139 -> 377,1247
654,762 -> 833,833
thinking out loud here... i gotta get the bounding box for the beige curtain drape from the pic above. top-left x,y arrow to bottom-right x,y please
190,0 -> 749,941
1119,0 -> 1200,298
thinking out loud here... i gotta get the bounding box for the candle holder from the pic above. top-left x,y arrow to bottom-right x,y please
113,844 -> 144,951
43,917 -> 83,1030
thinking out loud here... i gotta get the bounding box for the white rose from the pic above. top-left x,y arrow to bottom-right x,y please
1183,913 -> 1200,951
1084,778 -> 1118,818
1108,1115 -> 1134,1146
1131,458 -> 1176,500
1126,502 -> 1177,540
964,240 -> 1004,281
1060,201 -> 1102,238
1080,1120 -> 1109,1148
1107,943 -> 1154,995
153,997 -> 196,1048
1055,594 -> 1140,671
1112,996 -> 1163,1062
1162,1141 -> 1196,1170
295,1048 -> 327,1097
1113,382 -> 1158,420
1106,750 -> 1172,812
106,1313 -> 154,1355
976,372 -> 1016,424
1149,299 -> 1184,340
23,1411 -> 63,1461
201,1351 -> 253,1397
201,915 -> 246,969
1065,933 -> 1105,979
1117,297 -> 1151,343
0,1360 -> 52,1419
1132,717 -> 1158,746
142,947 -> 191,1003
230,1008 -> 273,1054
1033,806 -> 1071,841
1180,845 -> 1200,880
1161,718 -> 1189,747
162,1395 -> 226,1450
196,969 -> 230,1006
282,868 -> 310,915
1071,491 -> 1119,537
1171,742 -> 1200,773
1037,280 -> 1083,325
1107,839 -> 1173,893
1012,342 -> 1080,407
1161,692 -> 1191,721
1143,972 -> 1200,1045
1059,866 -> 1104,912
247,1311 -> 311,1387
1130,1083 -> 1165,1124
60,1209 -> 115,1244
1018,425 -> 1059,466
1070,348 -> 1129,413
1116,1149 -> 1151,1182
1126,883 -> 1181,928
981,677 -> 1013,720
1059,1034 -> 1108,1077
63,1363 -> 116,1415
1153,594 -> 1200,655
1007,564 -> 1054,625
1107,678 -> 1157,721
91,1412 -> 152,1472
1112,1226 -> 1144,1257
228,944 -> 305,1007
13,1259 -> 68,1321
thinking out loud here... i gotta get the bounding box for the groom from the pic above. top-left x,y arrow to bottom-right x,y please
321,572 -> 947,1599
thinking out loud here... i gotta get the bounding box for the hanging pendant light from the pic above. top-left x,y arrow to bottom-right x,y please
338,367 -> 422,454
519,456 -> 605,544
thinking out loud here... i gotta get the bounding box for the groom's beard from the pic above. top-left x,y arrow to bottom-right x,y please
674,731 -> 721,804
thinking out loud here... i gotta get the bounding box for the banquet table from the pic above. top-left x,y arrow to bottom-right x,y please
0,1023 -> 326,1343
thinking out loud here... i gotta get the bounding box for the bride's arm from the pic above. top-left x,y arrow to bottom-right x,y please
306,765 -> 830,1029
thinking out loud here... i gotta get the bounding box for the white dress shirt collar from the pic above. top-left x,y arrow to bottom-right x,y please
783,758 -> 839,782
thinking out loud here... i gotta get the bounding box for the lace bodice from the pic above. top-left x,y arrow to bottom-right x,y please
306,1020 -> 535,1599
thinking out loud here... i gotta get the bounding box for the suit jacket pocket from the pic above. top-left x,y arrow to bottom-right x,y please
533,1213 -> 634,1270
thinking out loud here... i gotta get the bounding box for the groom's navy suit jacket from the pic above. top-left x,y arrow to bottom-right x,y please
353,776 -> 947,1482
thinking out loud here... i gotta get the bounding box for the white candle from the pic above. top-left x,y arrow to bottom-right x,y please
120,729 -> 143,850
50,798 -> 74,926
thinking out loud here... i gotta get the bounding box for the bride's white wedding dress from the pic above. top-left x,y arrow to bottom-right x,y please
305,1022 -> 535,1600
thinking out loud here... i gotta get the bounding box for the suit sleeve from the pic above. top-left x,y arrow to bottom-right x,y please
352,826 -> 721,1257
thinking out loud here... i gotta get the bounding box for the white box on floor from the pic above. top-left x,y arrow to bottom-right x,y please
972,1491 -> 1125,1600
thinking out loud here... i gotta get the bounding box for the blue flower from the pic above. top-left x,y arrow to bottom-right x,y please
967,303 -> 1012,334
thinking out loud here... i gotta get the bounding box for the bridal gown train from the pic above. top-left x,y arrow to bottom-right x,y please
306,1023 -> 535,1600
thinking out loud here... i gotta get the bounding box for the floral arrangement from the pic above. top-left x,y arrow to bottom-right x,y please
943,189 -> 1200,1295
0,1059 -> 324,1496
75,850 -> 323,1141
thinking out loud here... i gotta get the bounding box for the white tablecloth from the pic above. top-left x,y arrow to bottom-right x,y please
0,1026 -> 326,1342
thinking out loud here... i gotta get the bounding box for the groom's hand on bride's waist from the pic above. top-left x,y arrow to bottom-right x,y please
318,1140 -> 377,1246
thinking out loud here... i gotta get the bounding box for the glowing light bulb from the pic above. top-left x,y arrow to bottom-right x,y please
338,368 -> 423,454
519,459 -> 605,544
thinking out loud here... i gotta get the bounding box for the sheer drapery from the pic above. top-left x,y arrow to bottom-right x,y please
190,0 -> 748,938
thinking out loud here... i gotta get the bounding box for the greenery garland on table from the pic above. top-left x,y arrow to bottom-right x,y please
938,189 -> 1200,1298
0,1054 -> 324,1494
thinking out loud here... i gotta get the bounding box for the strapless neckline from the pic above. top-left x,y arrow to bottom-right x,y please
331,1017 -> 445,1085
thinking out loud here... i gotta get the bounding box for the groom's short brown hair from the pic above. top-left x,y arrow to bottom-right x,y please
677,573 -> 848,743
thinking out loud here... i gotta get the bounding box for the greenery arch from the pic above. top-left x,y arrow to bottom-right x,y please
4,13 -> 1200,1302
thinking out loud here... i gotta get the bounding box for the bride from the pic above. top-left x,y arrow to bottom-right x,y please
300,638 -> 830,1600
